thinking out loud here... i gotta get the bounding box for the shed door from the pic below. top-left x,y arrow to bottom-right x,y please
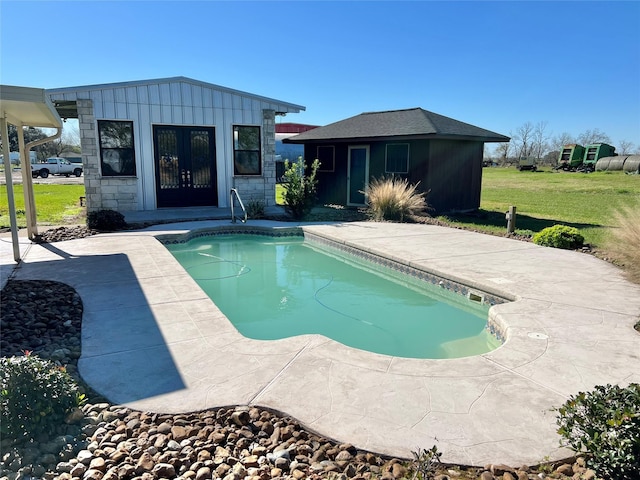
154,126 -> 217,208
347,145 -> 369,206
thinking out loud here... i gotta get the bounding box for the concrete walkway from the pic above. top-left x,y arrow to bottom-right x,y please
2,220 -> 639,466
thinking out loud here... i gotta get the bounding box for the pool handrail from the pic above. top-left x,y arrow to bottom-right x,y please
230,188 -> 247,224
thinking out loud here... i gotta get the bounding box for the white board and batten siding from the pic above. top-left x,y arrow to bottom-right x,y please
47,77 -> 304,210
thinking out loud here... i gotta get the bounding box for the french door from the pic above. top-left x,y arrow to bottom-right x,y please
154,126 -> 217,207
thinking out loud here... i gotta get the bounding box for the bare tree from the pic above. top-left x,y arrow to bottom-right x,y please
618,140 -> 636,155
532,121 -> 550,162
493,141 -> 511,165
577,128 -> 611,146
551,132 -> 576,152
511,122 -> 535,159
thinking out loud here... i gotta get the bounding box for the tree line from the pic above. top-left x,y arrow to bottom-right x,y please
488,121 -> 639,166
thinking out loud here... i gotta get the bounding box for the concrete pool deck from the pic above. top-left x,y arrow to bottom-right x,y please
1,220 -> 639,466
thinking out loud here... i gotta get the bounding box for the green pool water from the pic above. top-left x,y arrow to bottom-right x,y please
166,234 -> 501,359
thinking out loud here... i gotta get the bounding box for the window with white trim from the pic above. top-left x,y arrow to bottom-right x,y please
385,143 -> 409,174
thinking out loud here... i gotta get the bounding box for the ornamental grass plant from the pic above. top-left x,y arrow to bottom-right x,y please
605,203 -> 640,284
365,176 -> 429,222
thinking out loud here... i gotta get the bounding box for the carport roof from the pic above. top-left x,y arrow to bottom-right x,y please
0,85 -> 63,128
284,108 -> 510,143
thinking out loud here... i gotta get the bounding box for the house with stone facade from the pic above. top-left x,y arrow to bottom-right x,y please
46,77 -> 304,213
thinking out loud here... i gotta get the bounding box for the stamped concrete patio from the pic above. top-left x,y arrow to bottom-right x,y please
2,220 -> 639,466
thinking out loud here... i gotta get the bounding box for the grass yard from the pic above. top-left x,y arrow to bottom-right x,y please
441,168 -> 640,247
0,184 -> 86,228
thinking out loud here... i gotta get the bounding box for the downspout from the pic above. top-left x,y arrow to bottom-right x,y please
19,126 -> 62,239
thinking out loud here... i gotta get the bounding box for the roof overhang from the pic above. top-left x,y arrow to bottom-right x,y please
0,85 -> 63,128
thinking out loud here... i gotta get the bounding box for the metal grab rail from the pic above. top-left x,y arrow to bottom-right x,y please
230,188 -> 247,224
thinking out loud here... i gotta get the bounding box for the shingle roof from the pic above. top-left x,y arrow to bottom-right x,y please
284,108 -> 509,143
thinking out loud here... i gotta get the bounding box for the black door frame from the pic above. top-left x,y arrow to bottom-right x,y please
153,125 -> 217,208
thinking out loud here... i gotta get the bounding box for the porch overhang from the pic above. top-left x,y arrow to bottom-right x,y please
1,85 -> 64,262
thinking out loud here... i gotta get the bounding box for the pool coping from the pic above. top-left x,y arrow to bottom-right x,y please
5,220 -> 640,466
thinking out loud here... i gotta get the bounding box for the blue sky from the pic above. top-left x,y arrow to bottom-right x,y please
1,1 -> 639,150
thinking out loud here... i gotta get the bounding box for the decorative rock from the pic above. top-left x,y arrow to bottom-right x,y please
270,467 -> 283,477
71,462 -> 88,477
391,463 -> 407,479
343,463 -> 357,477
490,464 -> 515,476
555,463 -> 573,476
88,457 -> 106,472
82,468 -> 105,480
480,471 -> 495,480
503,473 -> 515,480
77,450 -> 93,465
291,468 -> 306,479
230,411 -> 250,427
195,466 -> 212,480
152,462 -> 176,478
136,452 -> 155,471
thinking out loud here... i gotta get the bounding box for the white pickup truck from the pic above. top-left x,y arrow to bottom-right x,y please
31,157 -> 83,178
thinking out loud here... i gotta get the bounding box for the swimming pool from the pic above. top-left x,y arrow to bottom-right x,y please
164,232 -> 503,359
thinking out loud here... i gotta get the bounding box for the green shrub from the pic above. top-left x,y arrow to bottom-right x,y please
86,209 -> 127,231
282,157 -> 320,220
532,224 -> 584,249
556,383 -> 640,480
0,352 -> 85,440
364,176 -> 429,222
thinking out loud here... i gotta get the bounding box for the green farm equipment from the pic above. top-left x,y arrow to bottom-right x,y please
557,144 -> 586,170
582,143 -> 617,171
556,143 -> 617,172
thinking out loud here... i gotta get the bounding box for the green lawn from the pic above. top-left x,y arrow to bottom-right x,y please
0,184 -> 86,228
441,168 -> 640,247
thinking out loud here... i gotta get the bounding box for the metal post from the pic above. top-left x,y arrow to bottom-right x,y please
0,117 -> 21,261
506,205 -> 516,233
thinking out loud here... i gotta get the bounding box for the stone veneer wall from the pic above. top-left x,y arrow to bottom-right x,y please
77,99 -> 138,213
232,109 -> 277,207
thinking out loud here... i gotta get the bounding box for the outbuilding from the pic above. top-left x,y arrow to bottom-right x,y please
284,108 -> 509,213
46,77 -> 304,213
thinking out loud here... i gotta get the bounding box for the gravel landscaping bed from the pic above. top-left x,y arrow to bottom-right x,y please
0,279 -> 594,480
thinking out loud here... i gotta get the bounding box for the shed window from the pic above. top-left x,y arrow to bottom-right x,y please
233,125 -> 261,175
317,145 -> 335,172
385,144 -> 409,174
98,120 -> 136,176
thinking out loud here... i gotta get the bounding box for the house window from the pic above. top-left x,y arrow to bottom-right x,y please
98,120 -> 136,176
317,145 -> 335,172
233,125 -> 261,175
385,143 -> 409,174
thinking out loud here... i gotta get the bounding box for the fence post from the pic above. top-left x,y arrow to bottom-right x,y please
506,205 -> 516,233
